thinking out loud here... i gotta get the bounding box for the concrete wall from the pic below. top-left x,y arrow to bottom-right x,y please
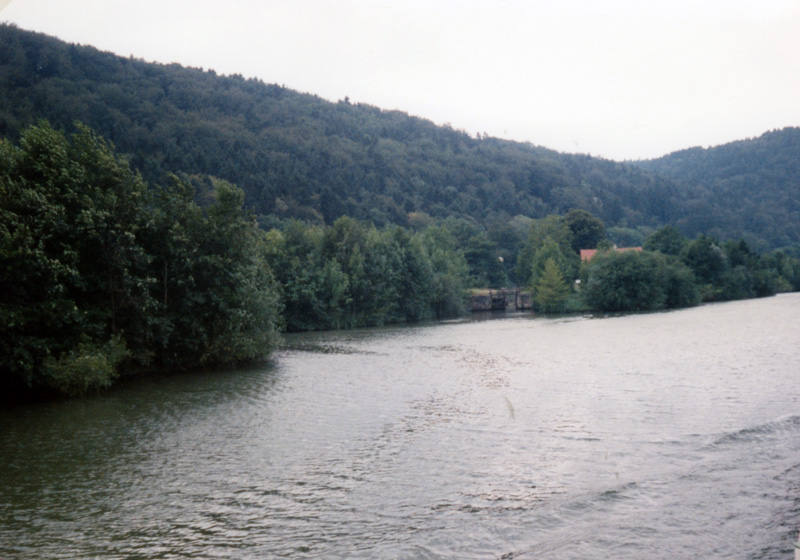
470,290 -> 532,312
515,292 -> 532,310
470,294 -> 493,311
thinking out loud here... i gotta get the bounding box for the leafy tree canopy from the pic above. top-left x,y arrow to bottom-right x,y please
6,24 -> 798,248
565,208 -> 607,252
644,225 -> 687,255
1,121 -> 281,397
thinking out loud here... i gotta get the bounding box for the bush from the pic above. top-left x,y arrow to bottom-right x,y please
583,250 -> 700,312
43,336 -> 130,396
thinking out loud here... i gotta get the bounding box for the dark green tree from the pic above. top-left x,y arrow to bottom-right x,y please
417,225 -> 469,318
658,254 -> 701,308
681,234 -> 728,299
3,24 -> 800,249
147,176 -> 281,366
0,122 -> 153,394
193,179 -> 281,363
644,225 -> 687,255
583,250 -> 701,312
1,122 -> 281,397
583,251 -> 665,312
565,208 -> 606,253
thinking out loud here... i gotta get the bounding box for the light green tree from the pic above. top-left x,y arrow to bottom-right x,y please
534,258 -> 570,313
515,214 -> 574,285
530,236 -> 576,288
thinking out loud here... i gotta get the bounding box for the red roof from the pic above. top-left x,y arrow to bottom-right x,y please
580,246 -> 642,261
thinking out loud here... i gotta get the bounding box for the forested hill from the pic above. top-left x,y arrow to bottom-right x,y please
635,128 -> 800,249
0,23 -> 797,249
0,24 -> 680,228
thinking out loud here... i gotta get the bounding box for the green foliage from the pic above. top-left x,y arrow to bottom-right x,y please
583,251 -> 666,312
264,218 -> 469,331
682,234 -> 728,293
3,25 -> 799,253
638,128 -> 800,248
147,176 -> 281,367
534,258 -> 570,313
768,250 -> 800,291
417,225 -> 470,317
43,335 -> 129,396
581,232 -> 791,313
670,234 -> 790,303
529,237 -> 577,289
582,250 -> 699,312
265,221 -> 354,331
564,208 -> 607,252
463,230 -> 508,288
608,226 -> 647,248
0,24 -> 724,243
516,214 -> 576,285
1,122 -> 281,396
644,226 -> 687,255
1,121 -> 154,393
659,255 -> 702,308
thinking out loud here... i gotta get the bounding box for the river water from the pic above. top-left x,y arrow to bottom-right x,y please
2,294 -> 800,559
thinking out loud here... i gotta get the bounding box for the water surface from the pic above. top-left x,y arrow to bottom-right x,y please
2,295 -> 800,559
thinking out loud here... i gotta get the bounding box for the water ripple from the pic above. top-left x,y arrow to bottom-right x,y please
2,295 -> 800,559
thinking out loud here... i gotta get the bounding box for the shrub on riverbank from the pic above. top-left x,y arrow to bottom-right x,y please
581,250 -> 701,312
578,226 -> 798,314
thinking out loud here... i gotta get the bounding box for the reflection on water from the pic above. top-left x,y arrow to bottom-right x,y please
2,295 -> 800,559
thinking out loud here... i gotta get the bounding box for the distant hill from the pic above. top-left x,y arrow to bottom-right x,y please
635,128 -> 800,248
1,23 -> 797,249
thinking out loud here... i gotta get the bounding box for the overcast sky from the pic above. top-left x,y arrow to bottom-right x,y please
2,0 -> 799,160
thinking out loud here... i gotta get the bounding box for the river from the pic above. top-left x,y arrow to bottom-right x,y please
2,294 -> 800,559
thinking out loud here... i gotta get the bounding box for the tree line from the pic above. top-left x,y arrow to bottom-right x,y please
636,128 -> 800,248
518,215 -> 800,314
1,122 -> 281,397
3,23 -> 800,251
262,218 -> 469,331
0,122 -> 472,396
3,122 -> 799,399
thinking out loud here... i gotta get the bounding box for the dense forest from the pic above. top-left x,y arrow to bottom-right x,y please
4,121 -> 799,398
2,24 -> 799,398
1,122 -> 281,397
2,23 -> 798,251
636,129 -> 800,248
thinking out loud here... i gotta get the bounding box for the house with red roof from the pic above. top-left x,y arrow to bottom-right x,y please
580,246 -> 643,262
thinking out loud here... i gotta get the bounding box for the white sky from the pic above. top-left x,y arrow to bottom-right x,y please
2,0 -> 799,160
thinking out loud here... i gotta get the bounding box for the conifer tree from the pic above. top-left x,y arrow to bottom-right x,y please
534,258 -> 570,313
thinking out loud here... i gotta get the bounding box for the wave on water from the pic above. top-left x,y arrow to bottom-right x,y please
711,415 -> 800,447
281,341 -> 384,355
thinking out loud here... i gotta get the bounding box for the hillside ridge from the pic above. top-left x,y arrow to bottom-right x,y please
1,23 -> 797,248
